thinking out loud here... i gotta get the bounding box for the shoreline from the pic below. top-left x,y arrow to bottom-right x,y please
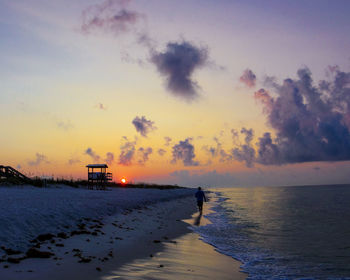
111,200 -> 247,280
0,190 -> 246,279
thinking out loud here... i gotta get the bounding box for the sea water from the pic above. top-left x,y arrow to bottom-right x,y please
193,185 -> 350,279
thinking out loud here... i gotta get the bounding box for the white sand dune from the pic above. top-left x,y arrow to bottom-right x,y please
0,185 -> 193,251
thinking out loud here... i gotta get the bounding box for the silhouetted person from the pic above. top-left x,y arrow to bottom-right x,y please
195,187 -> 207,213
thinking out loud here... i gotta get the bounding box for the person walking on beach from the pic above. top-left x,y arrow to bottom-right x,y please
195,187 -> 207,213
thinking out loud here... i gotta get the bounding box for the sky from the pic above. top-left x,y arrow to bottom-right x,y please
1,0 -> 350,187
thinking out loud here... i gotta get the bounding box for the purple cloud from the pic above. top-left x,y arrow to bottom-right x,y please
85,148 -> 101,163
105,152 -> 114,165
254,66 -> 350,165
230,129 -> 240,145
137,147 -> 152,165
240,69 -> 256,88
171,138 -> 199,166
164,136 -> 172,146
118,137 -> 136,166
232,128 -> 255,167
219,149 -> 233,162
151,41 -> 209,101
81,0 -> 143,36
132,116 -> 157,137
203,137 -> 222,157
254,88 -> 274,114
158,149 -> 166,156
28,153 -> 49,166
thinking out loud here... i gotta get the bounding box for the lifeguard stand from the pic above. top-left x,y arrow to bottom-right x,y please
86,164 -> 112,189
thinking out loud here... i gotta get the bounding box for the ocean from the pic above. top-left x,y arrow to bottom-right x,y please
193,185 -> 350,279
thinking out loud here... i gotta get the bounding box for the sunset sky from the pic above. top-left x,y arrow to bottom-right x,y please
1,0 -> 350,187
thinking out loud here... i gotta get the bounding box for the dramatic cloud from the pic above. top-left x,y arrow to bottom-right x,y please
263,75 -> 278,88
105,152 -> 114,165
240,69 -> 256,88
151,41 -> 209,100
158,148 -> 166,156
232,128 -> 255,167
254,66 -> 350,165
219,149 -> 233,162
85,148 -> 101,163
118,136 -> 136,166
81,0 -> 143,36
28,153 -> 49,166
203,137 -> 222,157
202,137 -> 233,163
230,129 -> 240,145
164,136 -> 172,146
241,127 -> 254,143
171,138 -> 199,166
137,147 -> 152,165
254,88 -> 274,113
132,116 -> 157,137
81,2 -> 211,101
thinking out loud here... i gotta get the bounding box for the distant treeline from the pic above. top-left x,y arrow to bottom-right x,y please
0,177 -> 185,190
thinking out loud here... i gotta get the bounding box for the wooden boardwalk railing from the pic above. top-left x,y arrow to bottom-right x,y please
0,165 -> 30,182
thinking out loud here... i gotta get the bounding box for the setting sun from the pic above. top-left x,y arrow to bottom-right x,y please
121,178 -> 127,184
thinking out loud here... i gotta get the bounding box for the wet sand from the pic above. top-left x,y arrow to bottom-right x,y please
108,212 -> 247,280
0,195 -> 246,279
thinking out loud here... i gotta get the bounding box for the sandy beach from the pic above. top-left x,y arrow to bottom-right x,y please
110,206 -> 247,280
0,187 -> 246,280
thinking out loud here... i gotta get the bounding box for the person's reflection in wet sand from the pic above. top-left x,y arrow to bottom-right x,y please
194,212 -> 202,226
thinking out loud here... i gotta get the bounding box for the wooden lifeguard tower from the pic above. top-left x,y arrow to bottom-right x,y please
86,164 -> 112,189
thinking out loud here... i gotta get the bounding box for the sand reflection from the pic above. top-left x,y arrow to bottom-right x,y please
105,232 -> 246,280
